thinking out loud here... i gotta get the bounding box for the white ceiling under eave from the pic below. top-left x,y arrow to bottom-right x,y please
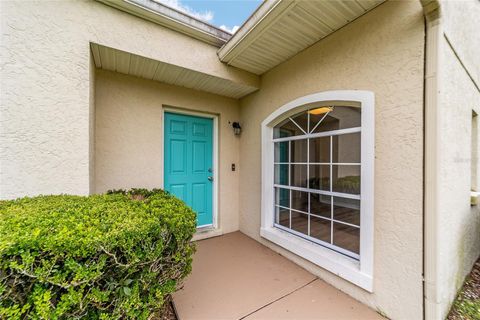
218,0 -> 386,75
91,43 -> 258,99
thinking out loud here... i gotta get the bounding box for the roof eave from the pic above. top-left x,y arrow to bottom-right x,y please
97,0 -> 232,47
217,0 -> 292,63
218,0 -> 388,75
420,0 -> 441,20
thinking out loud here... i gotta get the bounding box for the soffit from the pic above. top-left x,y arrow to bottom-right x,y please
91,43 -> 258,99
218,0 -> 386,75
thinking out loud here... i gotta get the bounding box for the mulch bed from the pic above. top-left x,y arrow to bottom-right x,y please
149,295 -> 178,320
161,299 -> 178,320
447,257 -> 480,320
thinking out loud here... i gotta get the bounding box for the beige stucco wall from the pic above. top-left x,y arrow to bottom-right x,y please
442,0 -> 480,87
238,1 -> 425,319
95,70 -> 240,234
0,0 -> 254,199
433,1 -> 480,318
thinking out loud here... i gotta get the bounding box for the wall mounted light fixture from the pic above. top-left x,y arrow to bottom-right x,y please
232,122 -> 242,136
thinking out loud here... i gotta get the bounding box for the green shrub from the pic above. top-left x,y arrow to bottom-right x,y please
0,189 -> 196,319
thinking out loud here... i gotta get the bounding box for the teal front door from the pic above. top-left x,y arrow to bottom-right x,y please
164,112 -> 214,227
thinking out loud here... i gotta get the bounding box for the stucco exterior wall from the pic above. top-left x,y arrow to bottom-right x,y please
95,70 -> 240,233
238,1 -> 425,319
0,0 -> 253,199
434,1 -> 480,318
95,70 -> 240,234
442,0 -> 480,87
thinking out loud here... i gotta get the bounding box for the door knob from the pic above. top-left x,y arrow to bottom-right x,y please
208,176 -> 213,181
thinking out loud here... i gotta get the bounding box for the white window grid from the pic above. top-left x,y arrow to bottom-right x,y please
272,110 -> 361,260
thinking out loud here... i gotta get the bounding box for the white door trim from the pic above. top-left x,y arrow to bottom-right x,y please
161,106 -> 219,232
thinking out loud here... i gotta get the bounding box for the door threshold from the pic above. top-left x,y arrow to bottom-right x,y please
192,227 -> 223,241
197,224 -> 213,229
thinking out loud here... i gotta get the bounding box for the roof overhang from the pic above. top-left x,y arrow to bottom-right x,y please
420,0 -> 441,20
97,0 -> 232,47
91,43 -> 258,98
218,0 -> 385,75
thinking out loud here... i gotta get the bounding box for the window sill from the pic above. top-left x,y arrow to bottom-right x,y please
260,226 -> 373,292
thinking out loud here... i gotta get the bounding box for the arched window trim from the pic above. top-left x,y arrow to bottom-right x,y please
261,90 -> 374,292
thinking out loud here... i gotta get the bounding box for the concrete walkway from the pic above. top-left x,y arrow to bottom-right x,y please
173,232 -> 383,320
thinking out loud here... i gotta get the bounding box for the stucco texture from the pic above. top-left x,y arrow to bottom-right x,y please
238,1 -> 425,319
442,0 -> 480,87
95,70 -> 240,234
0,0 -> 252,199
435,1 -> 480,317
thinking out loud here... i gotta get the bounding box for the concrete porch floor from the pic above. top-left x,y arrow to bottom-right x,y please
173,232 -> 383,320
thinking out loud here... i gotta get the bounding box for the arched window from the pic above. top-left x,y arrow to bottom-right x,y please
261,91 -> 374,291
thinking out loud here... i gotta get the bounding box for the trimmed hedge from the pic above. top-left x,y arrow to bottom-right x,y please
0,189 -> 196,319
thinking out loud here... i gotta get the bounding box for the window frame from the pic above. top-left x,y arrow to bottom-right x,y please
261,90 -> 375,292
273,125 -> 362,259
